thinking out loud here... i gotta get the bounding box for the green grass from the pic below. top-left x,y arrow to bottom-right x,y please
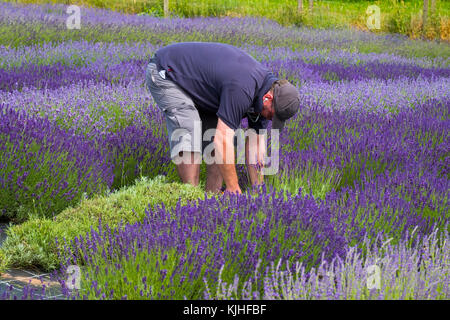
0,251 -> 7,274
0,176 -> 206,271
266,163 -> 341,199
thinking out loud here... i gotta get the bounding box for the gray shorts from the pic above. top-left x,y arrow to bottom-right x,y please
145,61 -> 218,159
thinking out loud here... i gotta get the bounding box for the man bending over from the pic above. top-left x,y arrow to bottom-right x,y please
145,42 -> 300,194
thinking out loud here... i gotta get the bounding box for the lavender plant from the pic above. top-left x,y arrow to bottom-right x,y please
58,189 -> 348,299
207,226 -> 449,300
0,104 -> 112,221
2,225 -> 448,300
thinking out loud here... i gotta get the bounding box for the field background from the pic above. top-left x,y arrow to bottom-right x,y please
6,0 -> 450,40
0,1 -> 448,300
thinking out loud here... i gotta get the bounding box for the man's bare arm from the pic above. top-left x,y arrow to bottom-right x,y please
214,118 -> 241,194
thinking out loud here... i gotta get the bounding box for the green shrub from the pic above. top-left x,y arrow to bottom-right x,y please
0,250 -> 8,274
0,176 -> 206,271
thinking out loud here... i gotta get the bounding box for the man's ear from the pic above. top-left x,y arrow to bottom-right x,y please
263,93 -> 273,101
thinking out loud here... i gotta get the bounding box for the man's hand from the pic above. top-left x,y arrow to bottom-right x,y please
214,119 -> 242,194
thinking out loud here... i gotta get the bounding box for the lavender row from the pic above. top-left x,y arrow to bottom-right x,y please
207,226 -> 449,300
1,54 -> 449,92
1,41 -> 448,71
0,58 -> 147,92
298,76 -> 450,113
1,76 -> 447,139
0,81 -> 157,137
0,102 -> 171,220
53,190 -> 448,300
2,225 -> 448,300
56,190 -> 352,299
265,58 -> 450,84
0,41 -> 158,70
0,104 -> 113,220
279,97 -> 449,227
280,97 -> 449,175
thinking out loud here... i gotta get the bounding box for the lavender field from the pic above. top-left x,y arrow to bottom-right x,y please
0,2 -> 449,300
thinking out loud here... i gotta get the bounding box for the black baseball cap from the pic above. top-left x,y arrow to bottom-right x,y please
271,80 -> 301,130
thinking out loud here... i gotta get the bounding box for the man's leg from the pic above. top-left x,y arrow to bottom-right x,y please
175,151 -> 201,186
205,164 -> 223,193
200,112 -> 224,193
146,61 -> 202,187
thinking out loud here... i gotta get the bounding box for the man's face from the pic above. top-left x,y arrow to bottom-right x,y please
260,93 -> 274,120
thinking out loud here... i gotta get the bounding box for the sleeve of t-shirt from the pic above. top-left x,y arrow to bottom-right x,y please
216,85 -> 252,130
